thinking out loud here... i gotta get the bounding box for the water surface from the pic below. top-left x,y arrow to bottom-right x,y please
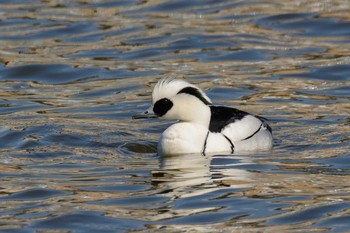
0,0 -> 350,232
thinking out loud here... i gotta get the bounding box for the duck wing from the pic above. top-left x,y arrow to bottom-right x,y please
209,106 -> 250,133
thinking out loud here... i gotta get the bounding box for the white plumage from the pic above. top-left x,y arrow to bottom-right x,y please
133,77 -> 273,155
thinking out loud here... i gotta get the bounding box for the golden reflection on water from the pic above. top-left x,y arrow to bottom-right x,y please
0,0 -> 350,232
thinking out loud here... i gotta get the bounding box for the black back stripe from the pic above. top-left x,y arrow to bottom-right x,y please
242,123 -> 262,141
178,87 -> 211,105
223,134 -> 234,154
209,106 -> 249,133
201,131 -> 210,155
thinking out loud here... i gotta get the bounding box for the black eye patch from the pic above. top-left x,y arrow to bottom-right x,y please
178,87 -> 211,105
153,98 -> 173,117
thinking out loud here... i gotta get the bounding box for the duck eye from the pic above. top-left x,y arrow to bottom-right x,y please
153,98 -> 173,117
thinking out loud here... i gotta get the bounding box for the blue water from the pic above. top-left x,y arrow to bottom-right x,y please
0,0 -> 350,232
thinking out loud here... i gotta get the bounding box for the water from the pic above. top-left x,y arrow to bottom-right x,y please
0,0 -> 349,232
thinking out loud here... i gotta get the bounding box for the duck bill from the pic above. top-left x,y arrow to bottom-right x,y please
132,107 -> 158,119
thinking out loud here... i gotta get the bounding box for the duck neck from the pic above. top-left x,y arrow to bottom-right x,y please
182,103 -> 211,128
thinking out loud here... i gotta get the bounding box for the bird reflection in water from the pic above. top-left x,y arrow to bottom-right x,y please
151,153 -> 256,199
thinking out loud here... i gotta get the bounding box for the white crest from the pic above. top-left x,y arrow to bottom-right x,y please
152,75 -> 212,104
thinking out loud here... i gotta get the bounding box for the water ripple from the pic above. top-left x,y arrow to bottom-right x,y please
0,0 -> 350,232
